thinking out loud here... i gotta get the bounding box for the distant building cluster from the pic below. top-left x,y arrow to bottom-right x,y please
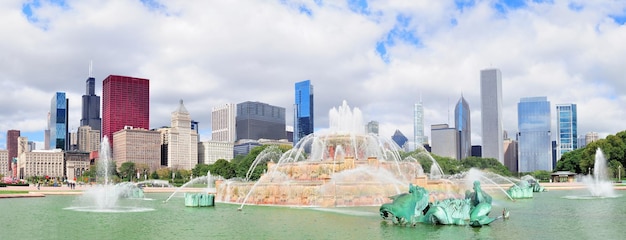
1,65 -> 602,181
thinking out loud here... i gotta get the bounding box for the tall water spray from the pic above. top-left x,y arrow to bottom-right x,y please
582,149 -> 616,197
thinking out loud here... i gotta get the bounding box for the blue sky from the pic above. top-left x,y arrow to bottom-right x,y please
2,0 -> 626,149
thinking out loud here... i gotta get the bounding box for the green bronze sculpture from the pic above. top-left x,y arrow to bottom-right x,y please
506,178 -> 547,199
380,181 -> 498,227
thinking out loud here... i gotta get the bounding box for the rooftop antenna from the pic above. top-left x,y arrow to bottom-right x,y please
89,60 -> 93,78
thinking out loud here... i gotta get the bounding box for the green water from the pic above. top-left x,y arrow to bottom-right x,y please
1,189 -> 623,240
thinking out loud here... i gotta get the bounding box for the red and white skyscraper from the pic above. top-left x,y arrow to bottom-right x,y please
102,75 -> 150,146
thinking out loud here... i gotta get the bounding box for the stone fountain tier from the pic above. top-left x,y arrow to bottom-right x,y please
184,193 -> 215,207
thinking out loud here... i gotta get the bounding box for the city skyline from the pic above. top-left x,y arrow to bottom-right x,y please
2,1 -> 626,149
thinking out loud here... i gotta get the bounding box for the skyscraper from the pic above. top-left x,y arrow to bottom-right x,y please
50,92 -> 69,150
211,103 -> 236,142
431,124 -> 459,159
102,75 -> 150,146
518,97 -> 552,172
480,69 -> 504,163
167,100 -> 198,170
6,130 -> 20,173
366,121 -> 379,135
236,101 -> 286,141
294,80 -> 314,144
80,73 -> 101,133
455,96 -> 471,160
556,103 -> 577,161
414,99 -> 426,148
391,129 -> 409,150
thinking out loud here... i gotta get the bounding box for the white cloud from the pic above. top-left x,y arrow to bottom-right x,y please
1,0 -> 625,149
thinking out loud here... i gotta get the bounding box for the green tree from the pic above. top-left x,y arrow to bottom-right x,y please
556,148 -> 583,173
151,171 -> 159,179
119,162 -> 136,181
192,163 -> 211,177
210,159 -> 236,179
156,168 -> 171,180
531,170 -> 551,181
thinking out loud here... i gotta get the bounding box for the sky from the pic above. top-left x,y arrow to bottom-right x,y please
1,0 -> 626,150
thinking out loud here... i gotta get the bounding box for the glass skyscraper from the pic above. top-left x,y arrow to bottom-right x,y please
455,96 -> 471,160
236,101 -> 286,141
80,76 -> 101,133
556,103 -> 577,160
294,80 -> 314,144
480,69 -> 504,164
518,97 -> 552,172
50,92 -> 68,150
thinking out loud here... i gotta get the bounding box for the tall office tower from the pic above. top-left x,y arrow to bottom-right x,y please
503,138 -> 518,172
414,100 -> 426,148
211,103 -> 236,142
80,72 -> 101,133
236,101 -> 286,141
455,96 -> 471,160
366,121 -> 379,135
44,112 -> 50,150
431,124 -> 459,159
6,130 -> 20,173
294,80 -> 314,144
518,97 -> 552,172
585,132 -> 599,145
77,126 -> 100,153
391,129 -> 409,150
167,100 -> 198,170
102,75 -> 149,146
556,103 -> 577,161
480,69 -> 504,164
50,92 -> 69,150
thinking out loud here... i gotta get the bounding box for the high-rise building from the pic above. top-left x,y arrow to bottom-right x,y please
455,96 -> 471,160
391,129 -> 409,150
0,150 -> 8,178
167,100 -> 198,170
77,125 -> 100,153
294,80 -> 314,144
480,69 -> 504,164
414,100 -> 427,148
211,103 -> 236,142
503,138 -> 518,172
431,124 -> 459,159
585,132 -> 599,146
6,130 -> 19,173
80,74 -> 101,133
236,101 -> 286,141
518,97 -> 552,172
102,75 -> 149,146
50,92 -> 69,150
112,126 -> 161,173
556,103 -> 577,160
366,121 -> 379,135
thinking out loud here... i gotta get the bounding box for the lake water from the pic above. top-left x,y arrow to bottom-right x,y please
0,189 -> 623,240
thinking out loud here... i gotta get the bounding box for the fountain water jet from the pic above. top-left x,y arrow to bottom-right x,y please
578,149 -> 618,198
66,136 -> 153,213
217,101 -> 437,210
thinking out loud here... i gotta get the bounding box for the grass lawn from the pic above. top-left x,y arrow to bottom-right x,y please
0,190 -> 29,194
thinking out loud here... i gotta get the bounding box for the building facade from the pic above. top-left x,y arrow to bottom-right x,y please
102,75 -> 149,146
0,150 -> 8,178
455,96 -> 471,160
503,138 -> 518,172
391,129 -> 409,150
50,92 -> 69,150
236,101 -> 286,141
6,130 -> 20,175
198,141 -> 235,165
112,127 -> 161,173
65,151 -> 90,182
294,80 -> 314,144
18,136 -> 64,179
585,132 -> 599,145
414,100 -> 427,148
211,103 -> 236,142
167,100 -> 198,170
431,124 -> 459,159
80,76 -> 102,133
480,69 -> 504,164
366,121 -> 379,135
78,125 -> 101,153
556,103 -> 577,161
518,97 -> 552,172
